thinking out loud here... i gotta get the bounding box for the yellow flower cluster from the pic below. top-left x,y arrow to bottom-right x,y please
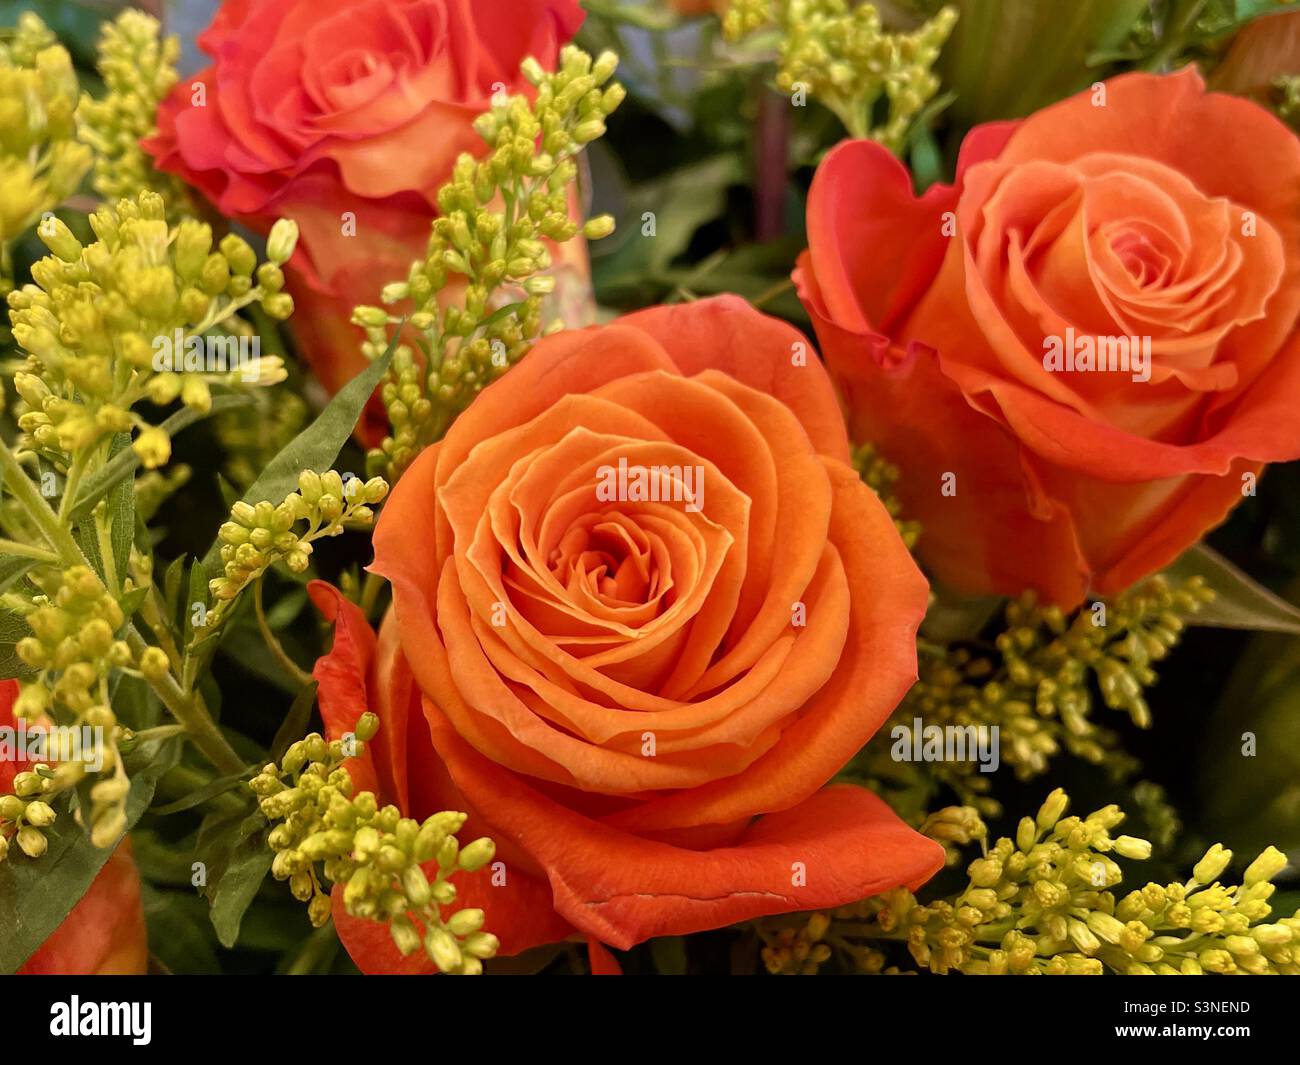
77,10 -> 188,206
852,442 -> 920,550
1278,74 -> 1299,127
1,565 -> 137,854
7,193 -> 297,472
356,45 -> 623,481
0,13 -> 92,294
0,764 -> 58,863
850,576 -> 1215,817
205,470 -> 389,632
252,712 -> 500,974
761,790 -> 1300,975
724,0 -> 958,150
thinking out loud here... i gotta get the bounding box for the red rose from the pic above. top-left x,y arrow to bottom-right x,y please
146,0 -> 588,404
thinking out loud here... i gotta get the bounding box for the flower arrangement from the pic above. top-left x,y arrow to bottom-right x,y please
1,0 -> 1299,985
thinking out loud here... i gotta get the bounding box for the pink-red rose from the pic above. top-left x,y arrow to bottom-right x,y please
146,0 -> 588,408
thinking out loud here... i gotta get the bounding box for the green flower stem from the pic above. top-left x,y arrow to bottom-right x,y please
131,563 -> 183,673
56,446 -> 94,523
151,761 -> 248,819
0,437 -> 85,564
0,538 -> 59,563
4,435 -> 243,775
93,505 -> 119,591
254,577 -> 313,688
360,571 -> 386,621
126,625 -> 245,776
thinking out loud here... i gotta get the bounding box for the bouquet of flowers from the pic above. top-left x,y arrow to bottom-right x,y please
2,0 -> 1299,982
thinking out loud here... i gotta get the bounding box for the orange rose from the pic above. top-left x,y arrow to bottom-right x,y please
311,296 -> 942,968
796,69 -> 1300,606
145,0 -> 588,405
1,680 -> 149,975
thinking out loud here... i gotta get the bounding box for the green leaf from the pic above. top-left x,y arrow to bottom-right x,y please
921,585 -> 1005,644
269,680 -> 319,763
162,555 -> 184,616
0,609 -> 35,681
0,556 -> 37,596
198,334 -> 400,576
118,585 -> 149,623
185,558 -> 209,645
72,513 -> 105,582
196,811 -> 274,949
582,0 -> 679,30
141,886 -> 223,975
149,769 -> 253,817
106,434 -> 134,588
131,830 -> 203,887
0,738 -> 180,973
1165,544 -> 1300,635
594,154 -> 745,302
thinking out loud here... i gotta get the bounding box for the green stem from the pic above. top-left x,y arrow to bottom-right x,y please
254,577 -> 313,688
94,504 -> 119,591
0,538 -> 59,563
129,724 -> 187,744
360,571 -> 386,621
57,447 -> 92,524
751,277 -> 794,310
0,437 -> 85,563
126,626 -> 245,775
284,924 -> 340,976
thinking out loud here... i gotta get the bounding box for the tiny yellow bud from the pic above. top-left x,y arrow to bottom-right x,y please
266,218 -> 300,264
390,915 -> 422,956
1243,846 -> 1288,886
17,825 -> 47,858
41,217 -> 83,262
582,214 -> 616,241
355,712 -> 380,742
1193,844 -> 1232,885
262,293 -> 294,319
131,426 -> 172,469
1035,788 -> 1069,833
219,233 -> 257,276
458,836 -> 496,872
1112,835 -> 1153,861
138,645 -> 171,681
446,908 -> 485,936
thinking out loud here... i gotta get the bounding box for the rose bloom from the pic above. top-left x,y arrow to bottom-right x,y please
145,0 -> 591,407
1,680 -> 149,975
796,69 -> 1300,607
312,296 -> 943,970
